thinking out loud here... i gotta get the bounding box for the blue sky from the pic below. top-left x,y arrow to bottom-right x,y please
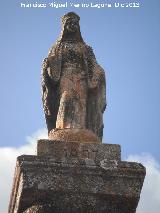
0,0 -> 160,162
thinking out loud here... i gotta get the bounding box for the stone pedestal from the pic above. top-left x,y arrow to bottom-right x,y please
9,140 -> 145,213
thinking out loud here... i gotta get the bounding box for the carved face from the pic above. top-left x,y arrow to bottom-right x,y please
65,19 -> 79,33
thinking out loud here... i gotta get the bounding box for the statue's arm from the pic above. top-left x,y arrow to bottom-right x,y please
41,58 -> 52,116
42,56 -> 61,84
41,56 -> 60,131
86,46 -> 107,111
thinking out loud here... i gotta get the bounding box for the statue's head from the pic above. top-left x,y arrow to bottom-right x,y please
48,12 -> 83,56
62,12 -> 80,33
60,12 -> 83,42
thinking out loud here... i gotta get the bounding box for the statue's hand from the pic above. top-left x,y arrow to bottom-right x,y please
89,76 -> 99,89
92,76 -> 99,87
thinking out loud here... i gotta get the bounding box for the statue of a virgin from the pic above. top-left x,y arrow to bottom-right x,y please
42,12 -> 106,143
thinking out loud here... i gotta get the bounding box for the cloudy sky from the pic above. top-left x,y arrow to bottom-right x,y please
0,0 -> 160,212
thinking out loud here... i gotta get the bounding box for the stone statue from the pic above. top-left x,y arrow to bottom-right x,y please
41,12 -> 106,142
9,12 -> 145,213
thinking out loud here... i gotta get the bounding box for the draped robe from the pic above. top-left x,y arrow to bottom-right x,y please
42,41 -> 106,141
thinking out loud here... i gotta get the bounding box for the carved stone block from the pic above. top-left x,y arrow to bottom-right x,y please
9,141 -> 145,213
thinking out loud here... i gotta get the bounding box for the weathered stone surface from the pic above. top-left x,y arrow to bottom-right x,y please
42,12 -> 106,142
48,128 -> 100,143
9,142 -> 145,213
37,140 -> 121,162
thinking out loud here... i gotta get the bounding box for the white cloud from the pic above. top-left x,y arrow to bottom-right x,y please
127,153 -> 160,213
0,130 -> 160,213
0,128 -> 47,213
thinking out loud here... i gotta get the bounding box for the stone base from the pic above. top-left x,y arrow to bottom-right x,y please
48,128 -> 100,143
9,141 -> 145,213
37,139 -> 121,160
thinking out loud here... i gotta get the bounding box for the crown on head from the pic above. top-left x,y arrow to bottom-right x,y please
61,12 -> 80,24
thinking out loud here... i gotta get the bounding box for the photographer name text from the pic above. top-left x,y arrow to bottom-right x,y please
20,2 -> 140,9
